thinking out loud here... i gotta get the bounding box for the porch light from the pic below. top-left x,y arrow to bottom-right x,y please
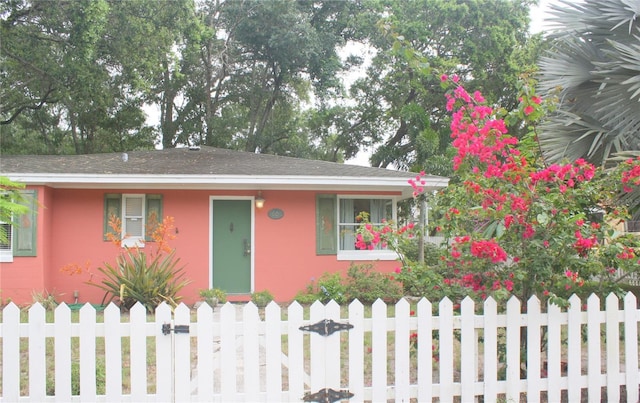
255,191 -> 265,209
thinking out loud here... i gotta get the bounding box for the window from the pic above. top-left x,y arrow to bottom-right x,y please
626,220 -> 640,233
315,194 -> 398,260
104,193 -> 163,247
0,223 -> 12,262
0,190 -> 38,263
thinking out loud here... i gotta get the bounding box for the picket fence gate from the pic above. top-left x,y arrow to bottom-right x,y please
1,293 -> 639,402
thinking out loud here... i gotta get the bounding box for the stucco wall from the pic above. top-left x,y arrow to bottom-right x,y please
2,187 -> 402,305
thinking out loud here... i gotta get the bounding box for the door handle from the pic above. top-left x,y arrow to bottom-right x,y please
244,239 -> 251,256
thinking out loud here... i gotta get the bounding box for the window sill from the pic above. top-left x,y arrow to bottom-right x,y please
337,250 -> 399,261
0,253 -> 13,263
121,238 -> 145,248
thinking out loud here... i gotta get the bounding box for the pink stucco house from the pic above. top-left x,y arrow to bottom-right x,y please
1,147 -> 448,305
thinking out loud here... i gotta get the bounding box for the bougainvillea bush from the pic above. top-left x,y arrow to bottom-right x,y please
359,76 -> 640,307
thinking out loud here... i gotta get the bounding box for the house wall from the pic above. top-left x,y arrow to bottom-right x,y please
2,187 -> 402,305
0,185 -> 49,303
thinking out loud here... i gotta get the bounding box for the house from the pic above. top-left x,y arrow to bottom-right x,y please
0,146 -> 448,305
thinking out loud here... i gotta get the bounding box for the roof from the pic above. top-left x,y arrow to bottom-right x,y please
1,146 -> 449,197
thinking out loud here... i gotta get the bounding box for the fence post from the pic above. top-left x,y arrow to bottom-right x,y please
265,301 -> 283,401
243,302 -> 260,401
460,297 -> 476,403
348,299 -> 365,401
103,303 -> 122,401
220,302 -> 237,401
395,298 -> 411,402
438,297 -> 454,401
505,296 -> 521,401
417,298 -> 433,402
129,302 -> 147,401
287,301 -> 305,401
371,299 -> 388,401
155,302 -> 173,401
483,297 -> 498,402
567,295 -> 582,401
174,303 -> 191,402
54,303 -> 72,402
2,303 -> 21,401
624,292 -> 639,403
547,300 -> 562,402
79,303 -> 97,401
526,296 -> 541,403
196,302 -> 215,400
28,303 -> 46,401
587,294 -> 601,402
605,294 -> 620,402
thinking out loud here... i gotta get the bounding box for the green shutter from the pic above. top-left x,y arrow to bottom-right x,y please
13,189 -> 37,257
316,194 -> 337,255
145,194 -> 163,241
104,193 -> 122,241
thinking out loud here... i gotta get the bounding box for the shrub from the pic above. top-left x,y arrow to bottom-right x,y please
93,248 -> 189,312
251,289 -> 274,308
31,289 -> 60,310
344,263 -> 403,304
294,272 -> 347,304
199,288 -> 227,307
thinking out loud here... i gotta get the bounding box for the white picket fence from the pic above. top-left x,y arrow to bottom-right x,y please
1,293 -> 639,402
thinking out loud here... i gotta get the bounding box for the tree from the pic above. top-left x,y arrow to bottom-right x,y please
537,0 -> 640,167
1,0 -> 192,154
340,0 -> 537,173
358,79 -> 640,306
537,0 -> 640,217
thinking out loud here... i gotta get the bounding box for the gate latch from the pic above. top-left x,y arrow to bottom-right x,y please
299,319 -> 353,336
303,388 -> 354,402
162,323 -> 190,335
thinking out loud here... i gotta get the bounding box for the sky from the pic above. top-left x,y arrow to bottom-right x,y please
346,0 -> 558,167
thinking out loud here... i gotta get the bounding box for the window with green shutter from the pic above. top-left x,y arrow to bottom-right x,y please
103,193 -> 163,245
0,189 -> 38,261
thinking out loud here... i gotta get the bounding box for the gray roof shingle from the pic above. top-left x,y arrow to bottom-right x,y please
1,146 -> 449,193
2,146 -> 419,177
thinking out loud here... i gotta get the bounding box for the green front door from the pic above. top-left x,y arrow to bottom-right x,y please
212,199 -> 252,294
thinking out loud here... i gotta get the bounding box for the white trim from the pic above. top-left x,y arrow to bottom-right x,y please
337,250 -> 399,261
6,173 -> 449,198
208,196 -> 255,294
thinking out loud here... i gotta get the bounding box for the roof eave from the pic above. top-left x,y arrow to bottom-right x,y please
7,173 -> 449,199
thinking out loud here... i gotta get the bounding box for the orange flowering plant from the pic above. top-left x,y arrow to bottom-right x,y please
62,215 -> 190,312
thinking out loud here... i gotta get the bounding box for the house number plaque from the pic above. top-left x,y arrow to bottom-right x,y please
267,208 -> 284,220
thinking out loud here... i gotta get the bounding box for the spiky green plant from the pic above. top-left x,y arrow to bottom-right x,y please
92,248 -> 190,312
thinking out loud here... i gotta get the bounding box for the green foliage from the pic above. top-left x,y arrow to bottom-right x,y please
92,248 -> 190,312
198,288 -> 227,307
0,176 -> 28,244
344,263 -> 402,304
30,289 -> 59,310
251,290 -> 274,308
47,359 -> 106,396
295,265 -> 407,305
294,272 -> 347,305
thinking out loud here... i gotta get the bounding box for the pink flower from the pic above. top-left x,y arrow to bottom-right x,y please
524,105 -> 534,115
531,96 -> 542,104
